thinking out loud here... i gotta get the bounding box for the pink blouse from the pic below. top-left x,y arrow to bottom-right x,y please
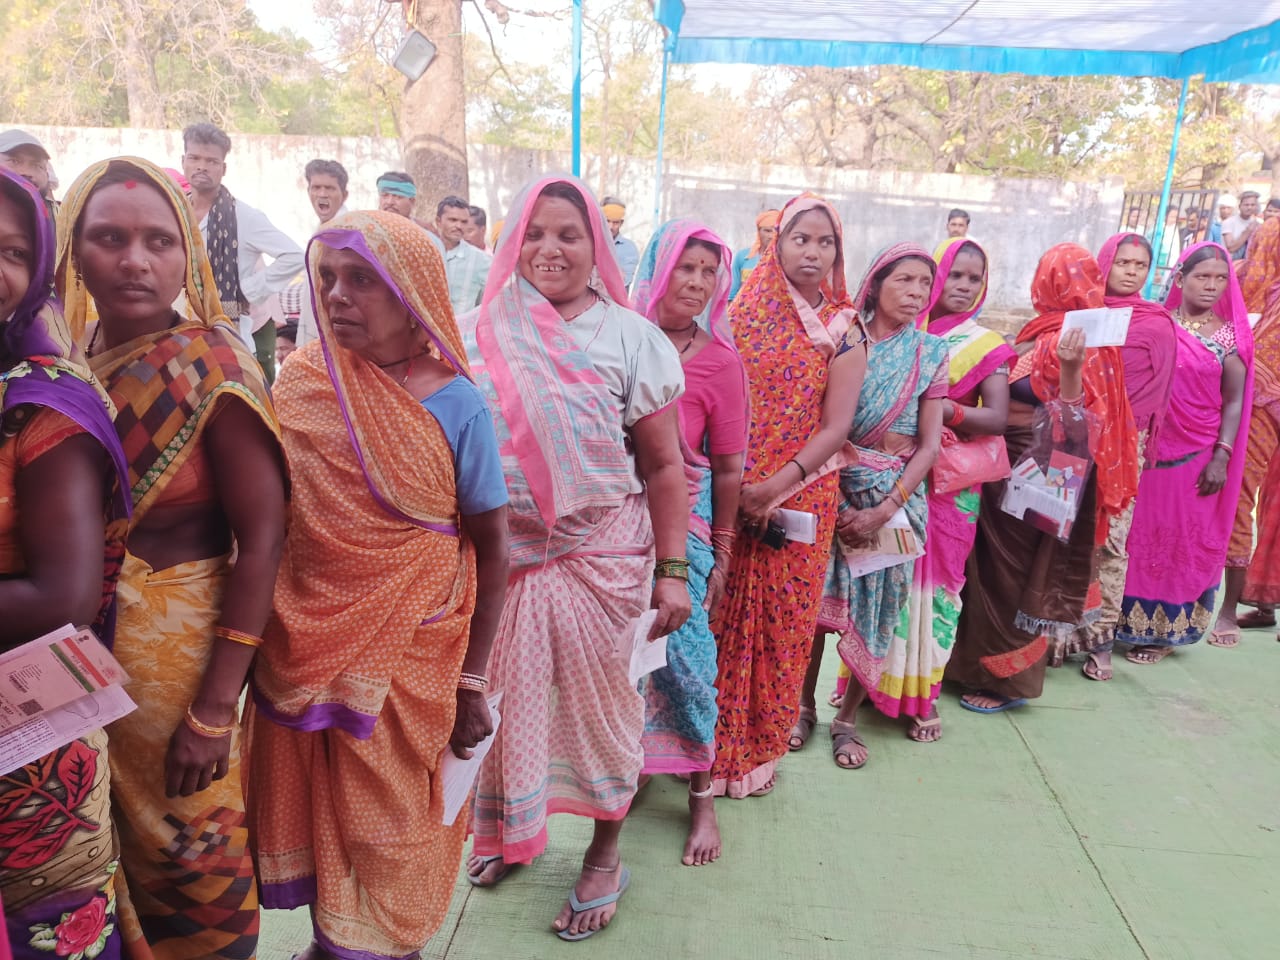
680,339 -> 749,456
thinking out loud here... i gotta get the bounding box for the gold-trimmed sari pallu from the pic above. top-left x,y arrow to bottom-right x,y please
57,157 -> 282,960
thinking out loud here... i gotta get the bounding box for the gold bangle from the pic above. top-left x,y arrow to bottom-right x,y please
214,626 -> 263,648
185,706 -> 236,739
894,480 -> 911,505
654,557 -> 691,581
458,672 -> 489,693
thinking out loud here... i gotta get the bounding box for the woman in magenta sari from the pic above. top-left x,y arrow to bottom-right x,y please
1118,243 -> 1251,658
630,219 -> 746,865
1071,233 -> 1176,680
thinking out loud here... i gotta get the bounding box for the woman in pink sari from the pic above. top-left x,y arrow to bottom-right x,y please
1118,243 -> 1251,657
1071,233 -> 1176,680
459,176 -> 690,941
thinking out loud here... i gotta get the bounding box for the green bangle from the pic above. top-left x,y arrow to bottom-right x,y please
654,557 -> 691,581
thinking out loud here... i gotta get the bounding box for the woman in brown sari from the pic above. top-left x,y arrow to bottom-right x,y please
947,243 -> 1138,710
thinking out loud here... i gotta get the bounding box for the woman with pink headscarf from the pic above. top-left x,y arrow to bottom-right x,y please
1118,243 -> 1251,658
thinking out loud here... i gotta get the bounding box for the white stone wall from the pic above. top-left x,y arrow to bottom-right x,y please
13,125 -> 1124,313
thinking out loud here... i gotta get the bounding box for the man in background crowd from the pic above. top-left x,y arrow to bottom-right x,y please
602,195 -> 640,284
182,122 -> 303,383
0,128 -> 57,217
1223,190 -> 1260,260
466,205 -> 487,249
730,209 -> 780,300
306,158 -> 349,225
436,195 -> 491,315
946,207 -> 971,238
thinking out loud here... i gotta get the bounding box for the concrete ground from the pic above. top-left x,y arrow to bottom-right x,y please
262,627 -> 1280,960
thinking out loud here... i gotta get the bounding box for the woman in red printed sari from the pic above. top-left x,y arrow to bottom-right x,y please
946,243 -> 1139,710
711,193 -> 866,797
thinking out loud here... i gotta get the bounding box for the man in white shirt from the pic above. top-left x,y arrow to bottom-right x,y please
292,159 -> 352,349
181,123 -> 304,383
601,196 -> 640,285
436,195 -> 491,315
1223,190 -> 1261,261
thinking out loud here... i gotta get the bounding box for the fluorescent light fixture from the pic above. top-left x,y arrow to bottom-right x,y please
393,29 -> 437,81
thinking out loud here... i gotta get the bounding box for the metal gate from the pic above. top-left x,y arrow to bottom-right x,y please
1120,189 -> 1221,286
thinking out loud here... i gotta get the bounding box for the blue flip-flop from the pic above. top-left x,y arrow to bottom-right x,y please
959,691 -> 1027,714
555,866 -> 631,942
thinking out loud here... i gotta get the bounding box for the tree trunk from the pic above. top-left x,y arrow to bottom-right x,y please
120,13 -> 164,127
402,0 -> 468,216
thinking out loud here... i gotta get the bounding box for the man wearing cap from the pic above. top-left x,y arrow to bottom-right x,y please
436,195 -> 491,315
0,128 -> 56,217
181,122 -> 304,383
601,196 -> 640,285
730,209 -> 780,300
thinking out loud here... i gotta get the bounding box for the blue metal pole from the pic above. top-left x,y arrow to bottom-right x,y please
653,48 -> 670,226
572,0 -> 583,177
1146,76 -> 1190,298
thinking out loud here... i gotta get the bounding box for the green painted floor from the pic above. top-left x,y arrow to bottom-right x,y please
261,629 -> 1280,960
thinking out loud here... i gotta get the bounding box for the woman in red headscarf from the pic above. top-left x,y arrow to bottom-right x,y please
946,243 -> 1138,711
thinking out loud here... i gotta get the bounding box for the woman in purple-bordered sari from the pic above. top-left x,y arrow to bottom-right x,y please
630,218 -> 747,866
1118,242 -> 1251,658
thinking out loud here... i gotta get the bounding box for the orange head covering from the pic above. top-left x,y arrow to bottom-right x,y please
1015,243 -> 1139,520
748,209 -> 782,258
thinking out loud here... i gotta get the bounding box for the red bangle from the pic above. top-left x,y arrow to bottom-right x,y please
947,403 -> 966,426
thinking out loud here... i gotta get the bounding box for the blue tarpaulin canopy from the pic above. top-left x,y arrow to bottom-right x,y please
563,0 -> 1280,293
650,1 -> 1280,83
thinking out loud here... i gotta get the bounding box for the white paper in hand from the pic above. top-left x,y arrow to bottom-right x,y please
439,692 -> 502,826
774,508 -> 818,545
1062,306 -> 1132,347
625,610 -> 668,685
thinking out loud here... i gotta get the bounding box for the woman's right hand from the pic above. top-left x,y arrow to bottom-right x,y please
836,500 -> 892,547
1057,327 -> 1086,375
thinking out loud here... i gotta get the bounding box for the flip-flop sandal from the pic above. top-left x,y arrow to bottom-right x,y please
1124,646 -> 1174,664
1238,610 -> 1277,628
959,691 -> 1028,714
788,706 -> 818,751
1208,628 -> 1241,648
555,866 -> 631,941
830,719 -> 868,769
906,715 -> 942,742
1081,653 -> 1113,681
466,854 -> 513,888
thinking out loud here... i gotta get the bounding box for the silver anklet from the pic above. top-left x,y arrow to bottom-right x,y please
582,859 -> 619,873
689,784 -> 715,799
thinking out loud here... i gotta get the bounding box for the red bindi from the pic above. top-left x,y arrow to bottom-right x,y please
124,180 -> 138,189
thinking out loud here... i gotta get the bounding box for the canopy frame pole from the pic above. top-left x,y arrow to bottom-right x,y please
1147,75 -> 1191,298
572,0 -> 583,177
653,47 -> 671,226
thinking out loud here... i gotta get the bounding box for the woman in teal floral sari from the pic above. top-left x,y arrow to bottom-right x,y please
797,243 -> 948,768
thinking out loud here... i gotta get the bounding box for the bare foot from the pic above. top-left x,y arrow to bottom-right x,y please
682,792 -> 721,866
552,862 -> 628,939
466,853 -> 511,887
906,706 -> 942,743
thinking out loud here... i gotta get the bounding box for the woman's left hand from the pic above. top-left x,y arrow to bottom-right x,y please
650,577 -> 692,639
1197,451 -> 1229,496
450,689 -> 495,759
164,716 -> 232,798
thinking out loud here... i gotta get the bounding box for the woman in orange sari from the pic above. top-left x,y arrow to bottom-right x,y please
248,210 -> 509,960
712,193 -> 866,796
57,158 -> 287,960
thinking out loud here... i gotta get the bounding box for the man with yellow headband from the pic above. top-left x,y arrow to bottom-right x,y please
729,209 -> 780,300
602,195 -> 640,284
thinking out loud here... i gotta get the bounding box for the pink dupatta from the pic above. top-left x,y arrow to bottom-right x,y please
470,175 -> 634,531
